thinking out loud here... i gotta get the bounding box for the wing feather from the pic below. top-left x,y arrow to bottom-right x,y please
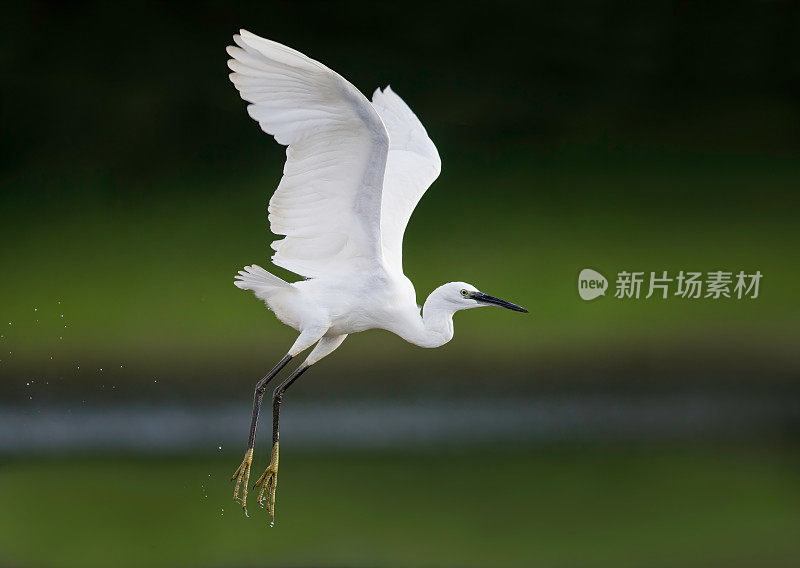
228,30 -> 390,278
371,87 -> 441,274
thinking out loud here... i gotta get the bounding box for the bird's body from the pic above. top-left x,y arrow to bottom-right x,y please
225,30 -> 526,523
238,265 -> 462,349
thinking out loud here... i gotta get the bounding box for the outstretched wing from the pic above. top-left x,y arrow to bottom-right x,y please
372,87 -> 441,275
228,30 -> 390,278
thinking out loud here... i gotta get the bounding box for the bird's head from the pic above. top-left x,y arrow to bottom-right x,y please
436,282 -> 528,313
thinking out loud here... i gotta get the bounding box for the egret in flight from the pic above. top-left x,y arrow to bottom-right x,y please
226,30 -> 527,522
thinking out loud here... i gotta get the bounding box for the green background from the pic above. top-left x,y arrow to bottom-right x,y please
1,1 -> 799,567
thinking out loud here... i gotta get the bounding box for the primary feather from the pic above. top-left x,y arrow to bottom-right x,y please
227,31 -> 440,281
372,86 -> 441,274
228,30 -> 390,279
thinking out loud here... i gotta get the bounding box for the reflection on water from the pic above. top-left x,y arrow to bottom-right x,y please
3,392 -> 798,453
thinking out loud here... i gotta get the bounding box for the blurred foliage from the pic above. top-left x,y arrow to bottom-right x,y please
2,1 -> 800,180
1,4 -> 799,568
1,1 -> 799,394
1,153 -> 798,398
1,446 -> 799,568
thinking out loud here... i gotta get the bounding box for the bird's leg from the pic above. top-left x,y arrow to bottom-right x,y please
231,353 -> 292,514
250,335 -> 346,524
254,363 -> 310,523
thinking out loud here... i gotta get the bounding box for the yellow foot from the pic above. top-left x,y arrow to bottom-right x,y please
254,442 -> 279,524
230,447 -> 254,516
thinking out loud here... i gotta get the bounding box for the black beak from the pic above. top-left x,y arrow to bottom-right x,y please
472,292 -> 528,313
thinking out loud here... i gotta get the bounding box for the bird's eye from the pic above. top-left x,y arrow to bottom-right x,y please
460,289 -> 469,297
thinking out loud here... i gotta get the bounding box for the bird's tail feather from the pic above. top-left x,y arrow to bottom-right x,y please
234,264 -> 291,292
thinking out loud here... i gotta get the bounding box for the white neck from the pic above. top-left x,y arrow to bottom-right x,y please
397,288 -> 456,349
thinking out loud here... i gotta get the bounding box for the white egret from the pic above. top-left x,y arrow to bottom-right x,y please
226,30 -> 527,522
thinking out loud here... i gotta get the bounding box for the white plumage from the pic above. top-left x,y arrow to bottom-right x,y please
226,30 -> 526,521
229,30 -> 390,279
372,85 -> 442,273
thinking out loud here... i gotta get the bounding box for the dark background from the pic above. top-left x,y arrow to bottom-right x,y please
1,2 -> 799,567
